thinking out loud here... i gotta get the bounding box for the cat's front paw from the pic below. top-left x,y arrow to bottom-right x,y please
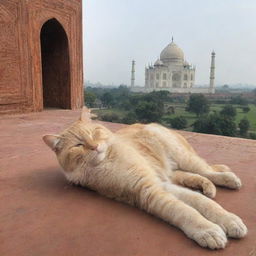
219,213 -> 247,238
191,225 -> 227,249
221,172 -> 242,189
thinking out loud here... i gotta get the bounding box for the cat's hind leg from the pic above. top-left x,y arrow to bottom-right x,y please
144,125 -> 240,189
177,153 -> 242,189
171,170 -> 216,198
165,183 -> 247,239
211,164 -> 231,172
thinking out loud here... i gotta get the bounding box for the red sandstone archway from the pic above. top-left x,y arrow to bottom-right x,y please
40,18 -> 71,109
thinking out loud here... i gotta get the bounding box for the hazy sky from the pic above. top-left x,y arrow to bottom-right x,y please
83,0 -> 256,86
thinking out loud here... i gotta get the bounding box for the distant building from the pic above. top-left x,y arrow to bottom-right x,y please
131,38 -> 215,94
146,38 -> 196,90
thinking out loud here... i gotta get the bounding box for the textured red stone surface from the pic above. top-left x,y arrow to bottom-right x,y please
0,110 -> 255,256
0,0 -> 83,114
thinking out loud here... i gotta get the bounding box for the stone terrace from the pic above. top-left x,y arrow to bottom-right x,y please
0,110 -> 255,256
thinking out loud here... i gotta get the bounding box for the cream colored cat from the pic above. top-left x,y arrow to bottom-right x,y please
43,107 -> 247,249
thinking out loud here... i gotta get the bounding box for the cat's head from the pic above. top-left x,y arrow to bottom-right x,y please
43,107 -> 112,176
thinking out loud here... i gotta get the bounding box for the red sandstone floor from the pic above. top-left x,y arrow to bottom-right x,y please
0,109 -> 255,256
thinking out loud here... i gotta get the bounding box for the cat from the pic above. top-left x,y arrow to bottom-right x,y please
43,106 -> 247,249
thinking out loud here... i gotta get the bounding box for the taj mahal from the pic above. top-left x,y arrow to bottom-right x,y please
131,38 -> 215,94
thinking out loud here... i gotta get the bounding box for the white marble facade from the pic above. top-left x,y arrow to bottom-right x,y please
145,39 -> 196,90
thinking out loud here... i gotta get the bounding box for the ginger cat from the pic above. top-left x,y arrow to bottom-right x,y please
43,107 -> 247,249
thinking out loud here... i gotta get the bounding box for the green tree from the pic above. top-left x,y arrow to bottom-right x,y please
100,113 -> 120,123
230,96 -> 248,105
168,116 -> 187,130
135,101 -> 164,123
238,118 -> 250,136
101,92 -> 114,108
122,112 -> 137,124
242,106 -> 250,113
148,90 -> 171,102
119,99 -> 132,111
249,133 -> 256,140
186,94 -> 210,116
220,105 -> 237,118
193,113 -> 237,137
253,88 -> 256,97
84,91 -> 96,107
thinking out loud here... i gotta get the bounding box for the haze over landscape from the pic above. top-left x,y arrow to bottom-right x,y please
83,0 -> 256,87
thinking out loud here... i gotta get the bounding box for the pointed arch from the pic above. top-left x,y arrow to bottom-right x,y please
40,18 -> 71,108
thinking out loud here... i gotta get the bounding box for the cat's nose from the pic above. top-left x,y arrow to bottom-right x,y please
91,144 -> 99,151
94,144 -> 104,153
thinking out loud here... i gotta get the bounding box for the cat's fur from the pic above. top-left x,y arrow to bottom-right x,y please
43,107 -> 247,249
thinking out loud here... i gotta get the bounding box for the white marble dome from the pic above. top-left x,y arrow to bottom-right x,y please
143,39 -> 201,93
160,42 -> 184,63
184,60 -> 189,66
154,59 -> 163,66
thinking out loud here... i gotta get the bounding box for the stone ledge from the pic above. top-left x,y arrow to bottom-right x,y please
0,109 -> 255,256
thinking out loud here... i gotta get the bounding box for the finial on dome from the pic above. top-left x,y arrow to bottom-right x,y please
171,36 -> 174,43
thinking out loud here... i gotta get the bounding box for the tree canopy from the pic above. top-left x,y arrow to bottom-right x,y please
220,105 -> 237,118
193,113 -> 237,137
186,94 -> 210,116
168,116 -> 187,130
230,96 -> 248,105
84,91 -> 96,107
135,101 -> 164,123
239,118 -> 250,136
101,92 -> 114,108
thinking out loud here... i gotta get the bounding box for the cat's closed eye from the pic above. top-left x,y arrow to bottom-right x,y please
75,143 -> 84,147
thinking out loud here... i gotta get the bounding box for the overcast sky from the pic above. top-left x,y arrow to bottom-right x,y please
82,0 -> 256,86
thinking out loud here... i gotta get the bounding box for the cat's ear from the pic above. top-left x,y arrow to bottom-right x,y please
80,106 -> 91,122
43,135 -> 60,151
80,106 -> 97,122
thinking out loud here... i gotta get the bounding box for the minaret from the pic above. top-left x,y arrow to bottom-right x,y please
131,60 -> 135,88
145,65 -> 148,88
209,51 -> 215,93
